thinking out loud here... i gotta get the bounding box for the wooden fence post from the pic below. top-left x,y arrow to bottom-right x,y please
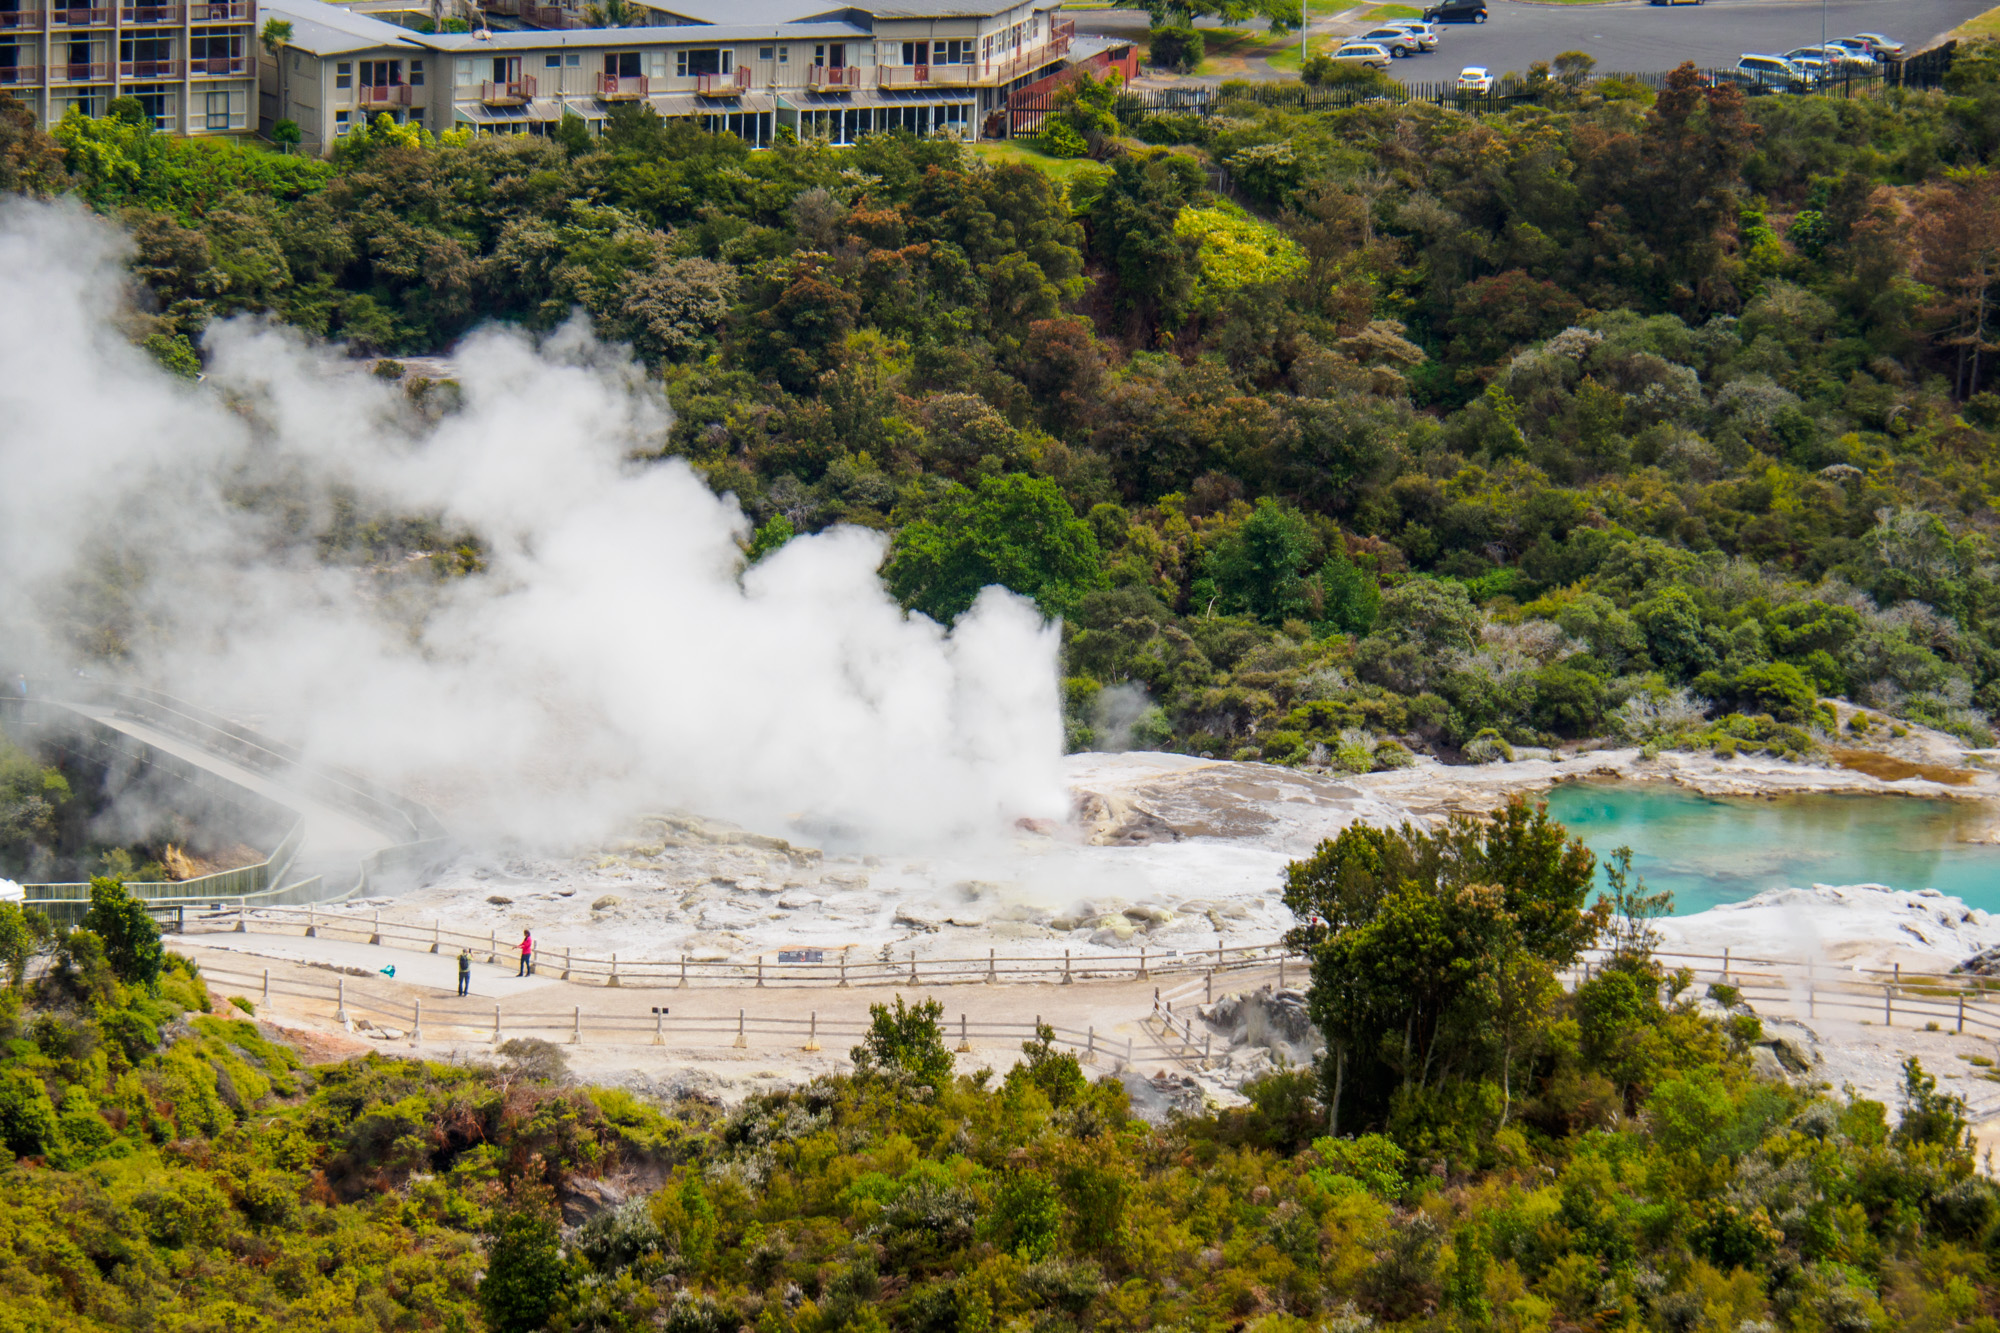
609,954 -> 619,988
236,905 -> 247,933
562,946 -> 571,981
371,909 -> 380,945
262,968 -> 269,1003
431,920 -> 440,954
680,955 -> 688,989
1279,953 -> 1286,990
411,999 -> 422,1044
908,951 -> 919,984
1062,949 -> 1072,984
839,950 -> 849,988
757,957 -> 764,988
488,929 -> 496,964
1721,948 -> 1730,984
336,977 -> 347,1024
1885,985 -> 1893,1026
804,1012 -> 820,1052
988,948 -> 996,984
958,1015 -> 971,1054
734,1008 -> 747,1049
655,1006 -> 665,1046
1138,947 -> 1147,980
493,1004 -> 501,1043
1958,993 -> 1966,1034
1086,1025 -> 1096,1065
571,1006 -> 581,1045
306,904 -> 316,938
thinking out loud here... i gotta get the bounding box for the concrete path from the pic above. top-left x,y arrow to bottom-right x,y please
192,931 -> 564,998
71,701 -> 406,892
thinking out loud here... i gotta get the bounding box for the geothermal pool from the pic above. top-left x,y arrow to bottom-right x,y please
1541,782 -> 2000,915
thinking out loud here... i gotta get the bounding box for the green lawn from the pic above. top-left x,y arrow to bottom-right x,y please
1952,3 -> 2000,37
1360,3 -> 1422,17
969,140 -> 1110,184
1188,24 -> 1295,75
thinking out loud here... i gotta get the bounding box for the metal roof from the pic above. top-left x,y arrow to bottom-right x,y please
422,19 -> 867,48
263,0 -> 428,55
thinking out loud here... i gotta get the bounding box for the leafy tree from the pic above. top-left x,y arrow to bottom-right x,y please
0,903 -> 50,987
1200,497 -> 1318,624
481,1190 -> 571,1333
884,473 -> 1105,624
851,994 -> 954,1086
1005,1022 -> 1087,1108
82,877 -> 163,990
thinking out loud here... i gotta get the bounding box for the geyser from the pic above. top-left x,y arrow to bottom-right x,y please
0,199 -> 1068,851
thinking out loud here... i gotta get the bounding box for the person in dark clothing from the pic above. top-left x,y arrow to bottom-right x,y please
518,930 -> 533,977
457,948 -> 471,997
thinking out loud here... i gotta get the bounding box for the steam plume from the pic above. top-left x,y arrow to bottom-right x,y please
0,200 -> 1067,849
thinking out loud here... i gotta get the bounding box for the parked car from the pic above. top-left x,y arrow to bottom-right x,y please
1423,0 -> 1486,24
1789,43 -> 1872,70
1782,47 -> 1836,78
1331,41 -> 1393,69
1379,21 -> 1440,51
1359,26 -> 1423,55
1735,53 -> 1808,91
1456,65 -> 1494,92
1824,36 -> 1880,63
1851,32 -> 1904,57
1647,0 -> 1703,6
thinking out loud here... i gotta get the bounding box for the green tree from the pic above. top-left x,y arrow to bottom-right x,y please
851,995 -> 954,1086
82,877 -> 164,990
481,1192 -> 571,1333
0,903 -> 50,987
1004,1021 -> 1087,1108
884,473 -> 1105,624
1200,497 -> 1318,624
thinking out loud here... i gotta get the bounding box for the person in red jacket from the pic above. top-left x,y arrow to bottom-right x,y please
518,929 -> 534,977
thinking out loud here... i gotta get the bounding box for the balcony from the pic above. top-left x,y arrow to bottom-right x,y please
120,2 -> 182,20
0,64 -> 41,83
358,81 -> 411,107
120,57 -> 180,76
50,5 -> 111,24
0,8 -> 43,28
984,25 -> 1073,86
186,0 -> 245,16
805,63 -> 858,92
189,54 -> 245,75
519,3 -> 571,28
694,68 -> 749,97
53,59 -> 109,80
878,62 -> 981,90
598,71 -> 648,100
482,0 -> 518,12
479,74 -> 534,106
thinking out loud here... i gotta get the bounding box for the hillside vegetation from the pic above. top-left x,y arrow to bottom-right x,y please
8,54 -> 2000,770
0,853 -> 1996,1333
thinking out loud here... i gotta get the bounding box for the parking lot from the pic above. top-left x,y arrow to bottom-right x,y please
1358,0 -> 1989,85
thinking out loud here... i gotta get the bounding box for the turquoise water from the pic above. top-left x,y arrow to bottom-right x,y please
1539,782 -> 2000,916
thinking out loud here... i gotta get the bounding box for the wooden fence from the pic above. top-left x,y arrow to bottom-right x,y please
194,957 -> 1152,1067
184,902 -> 1293,987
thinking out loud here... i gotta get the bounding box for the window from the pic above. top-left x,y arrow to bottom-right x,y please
335,59 -> 350,88
335,108 -> 350,134
980,35 -> 993,62
812,42 -> 843,67
566,52 -> 579,66
674,47 -> 726,77
544,53 -> 560,68
360,59 -> 400,87
901,40 -> 928,65
409,59 -> 423,85
757,45 -> 772,61
935,39 -> 971,64
188,31 -> 242,67
205,88 -> 229,128
454,56 -> 472,86
777,45 -> 787,63
605,50 -> 639,77
127,84 -> 173,129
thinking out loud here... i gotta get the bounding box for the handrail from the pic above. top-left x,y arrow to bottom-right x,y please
194,958 -> 1138,1065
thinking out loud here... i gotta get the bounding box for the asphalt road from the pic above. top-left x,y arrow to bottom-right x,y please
1367,0 -> 1988,84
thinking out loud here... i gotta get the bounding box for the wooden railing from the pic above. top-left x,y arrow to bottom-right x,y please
120,2 -> 182,20
196,956 -> 1150,1067
694,68 -> 750,96
119,58 -> 180,77
184,901 -> 1294,988
806,64 -> 858,91
597,71 -> 647,98
357,81 -> 411,106
0,64 -> 41,81
479,74 -> 535,104
189,55 -> 246,76
0,9 -> 42,28
186,0 -> 245,16
50,4 -> 110,22
54,59 -> 111,80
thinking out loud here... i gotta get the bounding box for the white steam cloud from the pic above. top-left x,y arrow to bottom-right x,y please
0,200 -> 1068,850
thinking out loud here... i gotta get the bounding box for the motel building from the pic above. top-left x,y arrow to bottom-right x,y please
247,0 -> 1107,154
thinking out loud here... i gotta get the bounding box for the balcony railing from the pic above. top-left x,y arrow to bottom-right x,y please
694,67 -> 750,96
120,2 -> 183,20
597,71 -> 648,99
55,59 -> 110,79
878,62 -> 983,89
186,0 -> 245,16
0,8 -> 43,28
189,54 -> 245,75
0,64 -> 41,83
358,81 -> 411,107
483,0 -> 519,12
51,5 -> 111,24
120,57 -> 180,76
520,3 -> 571,28
806,63 -> 858,91
479,74 -> 534,105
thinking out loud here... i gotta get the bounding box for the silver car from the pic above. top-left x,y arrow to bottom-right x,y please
1381,20 -> 1440,51
1358,26 -> 1424,56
